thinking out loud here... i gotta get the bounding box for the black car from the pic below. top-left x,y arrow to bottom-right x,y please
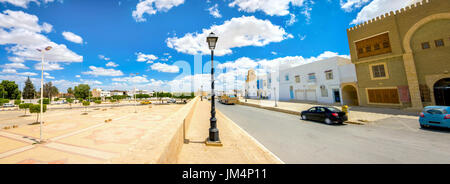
301,106 -> 348,125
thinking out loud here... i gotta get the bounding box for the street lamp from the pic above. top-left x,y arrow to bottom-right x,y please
37,46 -> 52,143
274,87 -> 278,107
201,85 -> 203,101
130,73 -> 139,113
206,32 -> 220,144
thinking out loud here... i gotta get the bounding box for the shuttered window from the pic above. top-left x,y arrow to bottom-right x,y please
368,89 -> 400,104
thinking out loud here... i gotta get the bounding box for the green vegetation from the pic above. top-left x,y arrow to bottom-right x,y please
111,95 -> 129,100
37,98 -> 50,105
74,84 -> 91,99
14,100 -> 22,105
0,80 -> 20,100
29,104 -> 47,123
43,82 -> 58,100
0,98 -> 10,106
19,103 -> 32,115
94,100 -> 102,104
66,98 -> 74,109
23,77 -> 36,99
82,101 -> 90,112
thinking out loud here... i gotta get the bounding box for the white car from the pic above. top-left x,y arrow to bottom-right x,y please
2,103 -> 14,108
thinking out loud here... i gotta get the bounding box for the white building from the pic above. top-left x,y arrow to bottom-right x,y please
278,56 -> 357,105
100,90 -> 111,98
245,69 -> 258,98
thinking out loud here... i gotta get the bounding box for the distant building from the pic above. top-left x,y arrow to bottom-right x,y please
110,90 -> 127,96
92,88 -> 102,98
278,56 -> 357,105
346,0 -> 450,108
245,69 -> 258,98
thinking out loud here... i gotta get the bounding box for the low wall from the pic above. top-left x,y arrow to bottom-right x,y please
109,97 -> 199,164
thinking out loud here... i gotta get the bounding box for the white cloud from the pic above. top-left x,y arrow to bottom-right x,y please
132,0 -> 185,22
8,57 -> 25,63
106,61 -> 119,67
271,51 -> 277,55
340,0 -> 370,12
349,0 -> 422,25
207,4 -> 222,18
0,0 -> 59,8
1,68 -> 37,76
0,10 -> 83,63
80,79 -> 102,85
150,62 -> 179,73
136,52 -> 158,63
167,16 -> 293,56
98,54 -> 110,61
2,62 -> 28,69
82,66 -> 124,77
34,62 -> 63,71
75,75 -> 80,78
62,31 -> 83,44
229,0 -> 306,16
286,13 -> 297,26
112,76 -> 149,83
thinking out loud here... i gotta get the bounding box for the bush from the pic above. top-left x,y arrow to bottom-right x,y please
0,98 -> 9,105
82,101 -> 90,106
29,104 -> 47,123
19,103 -> 32,115
94,100 -> 101,104
110,99 -> 117,103
37,98 -> 50,104
14,100 -> 22,105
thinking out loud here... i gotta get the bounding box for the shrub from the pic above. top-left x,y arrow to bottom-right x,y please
19,103 -> 32,115
37,98 -> 50,104
94,100 -> 101,104
0,98 -> 9,105
14,100 -> 22,105
29,104 -> 47,123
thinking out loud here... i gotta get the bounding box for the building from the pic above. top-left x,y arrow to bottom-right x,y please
245,69 -> 258,98
92,88 -> 102,98
110,90 -> 127,96
100,90 -> 111,98
278,56 -> 357,105
346,0 -> 450,109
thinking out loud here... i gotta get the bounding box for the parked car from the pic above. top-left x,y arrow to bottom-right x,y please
140,101 -> 152,105
167,99 -> 176,103
301,106 -> 348,125
419,106 -> 450,129
219,95 -> 238,105
2,103 -> 15,108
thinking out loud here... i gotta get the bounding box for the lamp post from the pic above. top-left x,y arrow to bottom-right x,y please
37,46 -> 52,143
206,32 -> 220,143
201,85 -> 203,101
130,73 -> 139,113
274,87 -> 278,107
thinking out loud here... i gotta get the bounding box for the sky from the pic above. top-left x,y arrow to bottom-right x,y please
0,0 -> 422,93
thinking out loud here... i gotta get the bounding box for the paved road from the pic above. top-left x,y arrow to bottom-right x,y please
216,101 -> 450,164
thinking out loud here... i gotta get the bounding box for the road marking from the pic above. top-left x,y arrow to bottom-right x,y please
0,145 -> 35,159
0,131 -> 38,144
45,142 -> 118,160
50,123 -> 106,141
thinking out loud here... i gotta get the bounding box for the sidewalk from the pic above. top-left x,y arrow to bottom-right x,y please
240,99 -> 419,123
177,100 -> 283,164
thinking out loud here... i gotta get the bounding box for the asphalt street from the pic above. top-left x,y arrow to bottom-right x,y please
216,101 -> 450,164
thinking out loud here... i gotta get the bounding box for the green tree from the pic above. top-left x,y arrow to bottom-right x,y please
0,98 -> 10,106
14,100 -> 22,105
66,98 -> 74,109
37,98 -> 50,104
43,82 -> 58,100
82,101 -> 90,112
23,77 -> 36,99
19,103 -> 32,115
0,80 -> 19,99
67,87 -> 73,96
74,84 -> 90,100
29,104 -> 47,123
94,100 -> 101,104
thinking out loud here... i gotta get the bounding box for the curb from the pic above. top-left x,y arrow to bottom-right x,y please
238,101 -> 367,125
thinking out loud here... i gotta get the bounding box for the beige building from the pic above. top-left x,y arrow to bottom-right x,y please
346,0 -> 450,109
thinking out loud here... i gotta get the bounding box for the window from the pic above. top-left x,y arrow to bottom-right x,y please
320,85 -> 328,97
383,41 -> 390,48
435,39 -> 444,47
421,42 -> 430,49
285,75 -> 289,81
325,70 -> 333,80
295,75 -> 300,83
371,64 -> 387,79
308,73 -> 316,82
366,46 -> 372,52
358,48 -> 364,54
374,43 -> 380,50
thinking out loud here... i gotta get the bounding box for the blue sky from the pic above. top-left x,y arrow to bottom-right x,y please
0,0 -> 420,92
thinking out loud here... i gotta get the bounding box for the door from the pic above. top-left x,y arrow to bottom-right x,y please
289,86 -> 294,99
316,107 -> 327,122
306,90 -> 316,101
295,90 -> 305,100
333,89 -> 341,103
306,107 -> 317,120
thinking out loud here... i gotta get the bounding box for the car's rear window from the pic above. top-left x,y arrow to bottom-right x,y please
229,95 -> 236,98
424,108 -> 447,114
327,107 -> 342,112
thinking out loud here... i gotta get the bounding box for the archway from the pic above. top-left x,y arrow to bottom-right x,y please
342,85 -> 359,106
434,78 -> 450,106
